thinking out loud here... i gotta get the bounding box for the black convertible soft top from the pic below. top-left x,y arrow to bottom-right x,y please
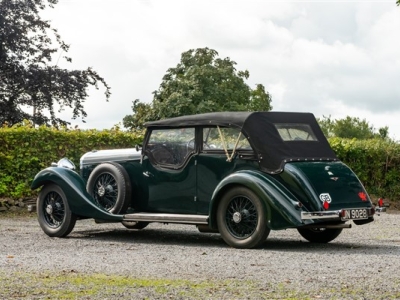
145,112 -> 252,129
145,112 -> 338,174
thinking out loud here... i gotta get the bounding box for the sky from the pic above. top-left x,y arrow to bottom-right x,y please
41,0 -> 400,139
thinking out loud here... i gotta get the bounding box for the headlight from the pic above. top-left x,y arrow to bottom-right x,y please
57,158 -> 76,170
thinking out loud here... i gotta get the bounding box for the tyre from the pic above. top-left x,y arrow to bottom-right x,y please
217,187 -> 270,249
297,227 -> 343,243
87,163 -> 131,214
121,221 -> 149,230
37,184 -> 77,237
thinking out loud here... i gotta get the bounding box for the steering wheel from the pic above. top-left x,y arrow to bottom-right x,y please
187,139 -> 195,152
151,145 -> 176,165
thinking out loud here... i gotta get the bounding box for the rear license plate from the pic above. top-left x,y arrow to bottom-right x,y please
343,208 -> 368,220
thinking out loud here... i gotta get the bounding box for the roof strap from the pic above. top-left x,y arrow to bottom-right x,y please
217,126 -> 242,162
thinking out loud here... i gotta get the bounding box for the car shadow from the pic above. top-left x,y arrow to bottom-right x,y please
260,236 -> 399,254
70,226 -> 399,255
71,227 -> 226,248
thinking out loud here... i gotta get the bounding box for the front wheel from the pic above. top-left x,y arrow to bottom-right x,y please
297,227 -> 343,243
217,187 -> 270,249
37,184 -> 77,237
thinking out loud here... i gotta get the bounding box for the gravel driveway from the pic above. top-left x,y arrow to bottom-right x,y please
1,212 -> 399,299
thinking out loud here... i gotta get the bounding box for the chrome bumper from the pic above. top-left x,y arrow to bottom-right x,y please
301,207 -> 380,221
301,210 -> 342,221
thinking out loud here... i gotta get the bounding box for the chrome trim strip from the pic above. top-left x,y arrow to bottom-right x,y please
123,213 -> 209,224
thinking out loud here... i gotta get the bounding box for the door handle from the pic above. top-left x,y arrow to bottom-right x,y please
143,171 -> 153,177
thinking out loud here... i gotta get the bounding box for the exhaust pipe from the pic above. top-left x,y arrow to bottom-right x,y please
301,223 -> 352,229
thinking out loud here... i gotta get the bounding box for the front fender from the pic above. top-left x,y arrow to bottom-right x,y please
209,170 -> 303,230
31,167 -> 123,221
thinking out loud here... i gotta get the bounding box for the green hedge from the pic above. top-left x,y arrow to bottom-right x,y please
0,122 -> 144,198
1,124 -> 400,202
329,137 -> 400,200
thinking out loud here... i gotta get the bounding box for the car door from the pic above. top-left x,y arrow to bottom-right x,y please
196,126 -> 258,214
141,127 -> 197,214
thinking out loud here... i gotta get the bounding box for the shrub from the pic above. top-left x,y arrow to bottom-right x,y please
329,137 -> 400,200
0,122 -> 144,198
1,123 -> 400,202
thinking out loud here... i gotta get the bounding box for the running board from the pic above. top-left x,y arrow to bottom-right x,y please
123,213 -> 209,225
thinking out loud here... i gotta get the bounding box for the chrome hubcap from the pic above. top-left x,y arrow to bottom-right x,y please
97,186 -> 105,197
46,204 -> 53,214
233,212 -> 242,223
97,185 -> 114,197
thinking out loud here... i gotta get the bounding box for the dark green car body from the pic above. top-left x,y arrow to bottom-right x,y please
31,112 -> 380,248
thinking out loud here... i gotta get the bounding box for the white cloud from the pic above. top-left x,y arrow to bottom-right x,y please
40,0 -> 400,139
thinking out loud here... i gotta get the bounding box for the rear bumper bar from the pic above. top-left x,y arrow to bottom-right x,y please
301,207 -> 384,221
301,210 -> 343,221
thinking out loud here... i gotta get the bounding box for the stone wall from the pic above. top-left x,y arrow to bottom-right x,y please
0,198 -> 35,212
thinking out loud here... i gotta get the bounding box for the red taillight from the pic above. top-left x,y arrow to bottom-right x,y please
323,201 -> 329,210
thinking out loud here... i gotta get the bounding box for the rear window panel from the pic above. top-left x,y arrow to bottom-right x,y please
274,123 -> 318,141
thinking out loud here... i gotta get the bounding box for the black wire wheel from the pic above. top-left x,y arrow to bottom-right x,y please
37,184 -> 76,237
87,163 -> 131,214
217,187 -> 270,249
297,227 -> 343,243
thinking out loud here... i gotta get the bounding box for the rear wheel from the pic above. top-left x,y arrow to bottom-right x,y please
217,187 -> 270,249
297,227 -> 343,243
37,184 -> 76,237
121,221 -> 149,230
87,163 -> 131,214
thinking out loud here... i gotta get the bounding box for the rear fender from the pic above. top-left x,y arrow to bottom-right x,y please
31,167 -> 123,221
209,170 -> 303,230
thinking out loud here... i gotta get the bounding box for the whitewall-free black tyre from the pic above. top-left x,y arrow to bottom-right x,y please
217,187 -> 270,249
121,221 -> 149,230
37,184 -> 76,237
297,228 -> 343,243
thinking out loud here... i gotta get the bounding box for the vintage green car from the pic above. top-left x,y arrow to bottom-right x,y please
31,112 -> 385,248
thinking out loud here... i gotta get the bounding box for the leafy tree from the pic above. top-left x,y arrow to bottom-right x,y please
122,99 -> 153,130
318,115 -> 389,140
123,48 -> 272,129
317,115 -> 336,138
0,0 -> 110,127
334,116 -> 374,139
378,126 -> 389,139
248,84 -> 272,112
